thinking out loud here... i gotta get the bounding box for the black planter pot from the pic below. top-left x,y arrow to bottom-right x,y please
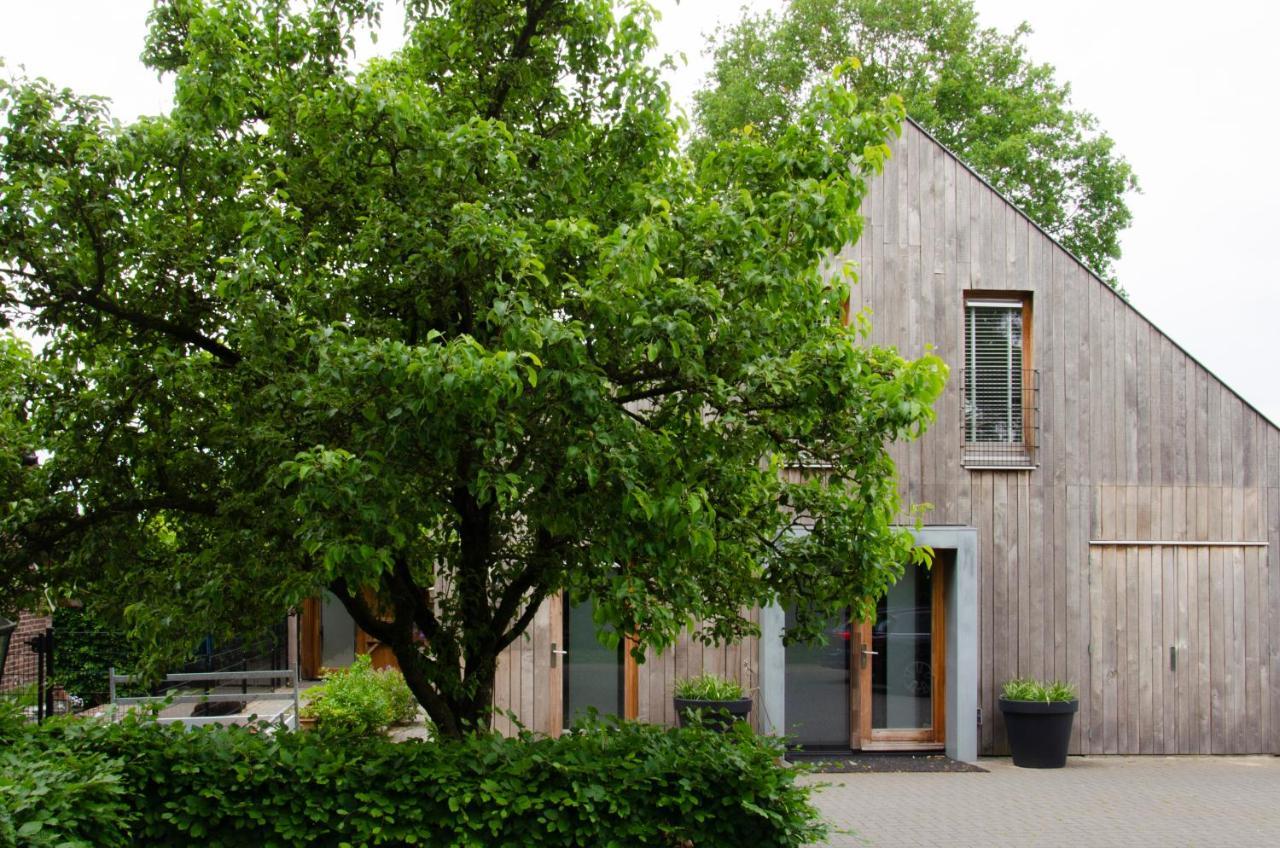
999,698 -> 1078,768
673,697 -> 752,732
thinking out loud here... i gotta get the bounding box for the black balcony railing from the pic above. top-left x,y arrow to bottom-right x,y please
960,367 -> 1039,468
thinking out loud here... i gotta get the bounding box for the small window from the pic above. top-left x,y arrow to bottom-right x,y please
962,296 -> 1037,468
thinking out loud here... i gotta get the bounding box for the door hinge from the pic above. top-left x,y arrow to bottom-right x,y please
976,707 -> 982,726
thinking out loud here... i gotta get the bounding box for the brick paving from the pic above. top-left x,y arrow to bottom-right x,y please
806,756 -> 1280,848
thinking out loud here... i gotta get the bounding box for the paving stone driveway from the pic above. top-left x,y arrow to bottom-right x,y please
805,756 -> 1280,848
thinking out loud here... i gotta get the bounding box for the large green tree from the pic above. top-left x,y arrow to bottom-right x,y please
695,0 -> 1138,286
0,0 -> 944,735
0,334 -> 42,611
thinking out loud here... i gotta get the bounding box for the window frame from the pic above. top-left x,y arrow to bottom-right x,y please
962,291 -> 1036,469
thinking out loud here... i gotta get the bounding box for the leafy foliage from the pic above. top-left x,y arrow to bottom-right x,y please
0,334 -> 42,615
0,710 -> 132,848
301,653 -> 418,735
0,0 -> 944,734
674,673 -> 746,701
1000,678 -> 1078,703
49,606 -> 143,707
694,0 -> 1139,285
0,714 -> 825,847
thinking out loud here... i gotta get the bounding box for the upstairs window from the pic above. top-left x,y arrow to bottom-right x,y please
962,295 -> 1037,468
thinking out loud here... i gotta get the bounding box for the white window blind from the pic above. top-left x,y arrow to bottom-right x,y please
964,300 -> 1024,446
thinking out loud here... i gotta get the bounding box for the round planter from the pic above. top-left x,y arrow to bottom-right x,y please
999,698 -> 1078,768
673,697 -> 752,732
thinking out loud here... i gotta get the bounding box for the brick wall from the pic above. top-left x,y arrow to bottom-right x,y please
1,610 -> 51,689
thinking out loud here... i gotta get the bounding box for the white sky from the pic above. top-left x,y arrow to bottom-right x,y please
1,0 -> 1276,423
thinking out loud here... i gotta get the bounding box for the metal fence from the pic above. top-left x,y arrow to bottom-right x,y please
109,667 -> 300,730
1,619 -> 291,722
0,626 -> 58,721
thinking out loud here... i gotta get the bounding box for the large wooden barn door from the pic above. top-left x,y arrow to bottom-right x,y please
1088,545 -> 1270,754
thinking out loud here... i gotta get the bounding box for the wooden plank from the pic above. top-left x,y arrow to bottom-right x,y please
1271,487 -> 1280,754
533,597 -> 550,735
1209,384 -> 1224,487
1111,547 -> 1125,753
1209,547 -> 1226,753
493,634 -> 511,735
1161,545 -> 1177,753
979,473 -> 996,753
1177,548 -> 1194,753
1114,295 -> 1129,483
1100,547 -> 1117,753
991,475 -> 1009,753
1124,547 -> 1140,752
1138,546 -> 1153,753
1244,546 -> 1261,752
933,561 -> 947,742
1232,547 -> 1247,752
1262,535 -> 1274,753
1134,323 -> 1151,485
521,611 -> 535,732
1172,350 -> 1188,484
1066,485 -> 1085,753
1196,546 -> 1213,753
1019,475 -> 1034,679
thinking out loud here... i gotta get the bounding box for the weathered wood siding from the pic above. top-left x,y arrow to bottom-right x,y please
492,119 -> 1279,755
492,603 -> 762,735
843,120 -> 1280,754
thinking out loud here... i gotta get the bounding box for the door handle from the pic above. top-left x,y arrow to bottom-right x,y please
550,642 -> 567,668
1170,645 -> 1176,672
858,644 -> 878,669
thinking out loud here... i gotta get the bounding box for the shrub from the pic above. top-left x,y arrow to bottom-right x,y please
0,725 -> 132,847
301,654 -> 417,736
1,714 -> 825,847
1001,678 -> 1078,703
675,673 -> 746,700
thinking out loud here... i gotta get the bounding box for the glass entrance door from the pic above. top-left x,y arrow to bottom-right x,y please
858,560 -> 945,747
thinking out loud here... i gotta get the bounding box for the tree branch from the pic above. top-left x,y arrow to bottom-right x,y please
486,0 -> 558,120
69,290 -> 242,365
19,494 -> 220,555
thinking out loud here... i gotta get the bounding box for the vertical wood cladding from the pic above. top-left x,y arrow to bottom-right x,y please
493,119 -> 1278,755
846,120 -> 1279,754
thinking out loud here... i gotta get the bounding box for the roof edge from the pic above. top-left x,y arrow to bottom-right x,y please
902,116 -> 1280,433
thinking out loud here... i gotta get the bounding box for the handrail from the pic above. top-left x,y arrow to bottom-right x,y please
108,667 -> 300,730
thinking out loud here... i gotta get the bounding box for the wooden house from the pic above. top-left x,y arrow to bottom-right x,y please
302,119 -> 1280,760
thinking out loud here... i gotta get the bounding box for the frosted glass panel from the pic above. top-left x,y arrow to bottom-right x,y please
784,608 -> 850,748
563,599 -> 622,726
320,592 -> 356,668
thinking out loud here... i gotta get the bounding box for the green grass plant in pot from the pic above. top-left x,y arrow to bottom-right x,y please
999,678 -> 1078,768
673,674 -> 752,731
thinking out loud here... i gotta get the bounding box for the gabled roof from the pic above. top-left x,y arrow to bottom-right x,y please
904,116 -> 1279,432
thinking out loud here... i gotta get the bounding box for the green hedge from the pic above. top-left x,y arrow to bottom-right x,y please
0,710 -> 825,847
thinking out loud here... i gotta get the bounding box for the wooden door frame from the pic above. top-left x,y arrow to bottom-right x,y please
856,562 -> 947,750
300,597 -> 322,679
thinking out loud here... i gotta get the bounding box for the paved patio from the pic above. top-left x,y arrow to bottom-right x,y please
806,756 -> 1280,848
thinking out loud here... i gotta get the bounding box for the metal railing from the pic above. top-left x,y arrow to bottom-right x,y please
0,626 -> 58,722
108,668 -> 300,730
960,367 -> 1039,468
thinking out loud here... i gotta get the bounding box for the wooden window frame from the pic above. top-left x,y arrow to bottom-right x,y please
962,290 -> 1036,468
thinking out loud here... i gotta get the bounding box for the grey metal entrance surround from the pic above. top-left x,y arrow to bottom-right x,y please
760,526 -> 979,763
